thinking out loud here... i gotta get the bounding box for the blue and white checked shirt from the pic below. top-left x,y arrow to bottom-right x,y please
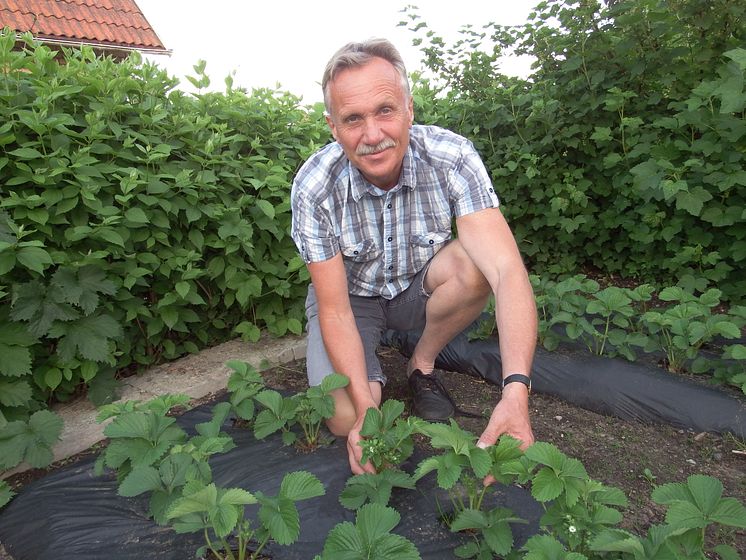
290,125 -> 499,299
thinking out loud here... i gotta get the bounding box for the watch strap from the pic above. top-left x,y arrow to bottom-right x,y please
502,373 -> 531,394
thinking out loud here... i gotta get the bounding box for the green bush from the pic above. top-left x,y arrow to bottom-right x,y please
0,29 -> 329,425
404,0 -> 746,302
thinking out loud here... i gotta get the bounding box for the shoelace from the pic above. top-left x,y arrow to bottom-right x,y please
416,372 -> 484,419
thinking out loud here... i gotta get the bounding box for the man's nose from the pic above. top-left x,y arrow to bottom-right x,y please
361,117 -> 384,144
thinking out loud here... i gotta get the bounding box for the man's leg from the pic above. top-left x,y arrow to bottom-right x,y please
385,240 -> 491,420
304,285 -> 386,436
409,239 -> 491,374
325,382 -> 382,436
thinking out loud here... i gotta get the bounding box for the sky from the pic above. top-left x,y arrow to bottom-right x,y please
135,0 -> 537,104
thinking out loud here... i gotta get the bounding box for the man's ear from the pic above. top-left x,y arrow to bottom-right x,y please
408,95 -> 414,126
325,114 -> 338,141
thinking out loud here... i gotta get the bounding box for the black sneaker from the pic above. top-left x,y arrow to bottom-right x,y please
408,369 -> 456,422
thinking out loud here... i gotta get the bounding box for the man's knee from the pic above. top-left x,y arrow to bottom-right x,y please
324,382 -> 382,436
427,239 -> 490,296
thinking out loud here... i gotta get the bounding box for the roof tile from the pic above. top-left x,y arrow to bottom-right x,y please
1,0 -> 167,51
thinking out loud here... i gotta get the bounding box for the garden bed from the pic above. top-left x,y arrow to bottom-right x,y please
1,346 -> 744,559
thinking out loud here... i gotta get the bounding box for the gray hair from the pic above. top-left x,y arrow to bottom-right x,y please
322,38 -> 410,114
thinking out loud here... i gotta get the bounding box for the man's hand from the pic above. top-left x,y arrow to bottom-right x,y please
346,413 -> 377,475
477,383 -> 534,485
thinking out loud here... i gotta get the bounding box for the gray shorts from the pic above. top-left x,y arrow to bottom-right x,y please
304,264 -> 432,387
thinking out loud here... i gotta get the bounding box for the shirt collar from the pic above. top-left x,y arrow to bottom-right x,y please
348,145 -> 416,201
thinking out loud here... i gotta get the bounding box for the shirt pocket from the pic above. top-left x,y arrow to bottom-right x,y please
341,238 -> 381,262
409,231 -> 451,271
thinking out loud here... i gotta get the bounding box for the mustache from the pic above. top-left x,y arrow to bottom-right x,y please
356,137 -> 396,156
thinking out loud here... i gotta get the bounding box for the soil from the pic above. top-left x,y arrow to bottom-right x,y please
2,346 -> 745,559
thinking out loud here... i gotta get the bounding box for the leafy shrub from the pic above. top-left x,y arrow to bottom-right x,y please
0,28 -> 329,432
402,0 -> 746,303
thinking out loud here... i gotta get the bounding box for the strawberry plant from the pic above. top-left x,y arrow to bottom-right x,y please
359,399 -> 423,471
639,288 -> 742,373
290,372 -> 349,449
316,502 -> 421,560
252,389 -> 298,445
94,399 -> 189,484
520,442 -> 628,556
225,360 -> 266,423
415,419 -> 493,518
166,471 -> 325,560
451,507 -> 527,559
339,470 -> 417,510
96,396 -> 236,524
591,475 -> 746,560
573,286 -> 645,360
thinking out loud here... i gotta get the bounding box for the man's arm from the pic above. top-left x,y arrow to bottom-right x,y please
454,207 -> 537,450
306,253 -> 378,474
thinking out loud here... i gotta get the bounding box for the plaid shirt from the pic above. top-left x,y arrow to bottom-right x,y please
290,125 -> 499,299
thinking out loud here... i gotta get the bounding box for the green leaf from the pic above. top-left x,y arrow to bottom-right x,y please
166,483 -> 218,519
259,495 -> 300,545
531,467 -> 564,502
118,465 -> 163,496
468,446 -> 492,479
124,207 -> 149,224
322,503 -> 420,559
11,280 -> 79,336
525,441 -> 565,470
0,343 -> 32,377
713,544 -> 741,560
710,497 -> 746,528
590,528 -> 645,555
220,487 -> 256,506
16,246 -> 53,275
450,508 -> 487,532
50,313 -> 122,362
0,480 -> 15,508
51,265 -> 117,315
9,147 -> 44,159
0,379 -> 33,407
234,320 -> 261,342
280,471 -> 325,501
0,410 -> 63,469
320,372 -> 349,393
380,399 -> 405,430
255,199 -> 276,219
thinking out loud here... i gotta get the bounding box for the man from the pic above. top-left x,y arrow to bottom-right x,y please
291,38 -> 537,475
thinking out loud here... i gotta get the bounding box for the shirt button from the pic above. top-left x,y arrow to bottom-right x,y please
353,250 -> 359,255
387,236 -> 392,242
429,239 -> 434,244
387,203 -> 392,209
388,265 -> 393,270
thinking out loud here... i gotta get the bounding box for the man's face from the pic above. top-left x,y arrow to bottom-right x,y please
325,57 -> 414,190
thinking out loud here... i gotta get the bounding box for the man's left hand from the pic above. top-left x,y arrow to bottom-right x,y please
476,382 -> 534,485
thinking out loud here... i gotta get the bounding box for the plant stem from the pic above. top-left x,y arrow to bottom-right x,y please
204,529 -> 224,560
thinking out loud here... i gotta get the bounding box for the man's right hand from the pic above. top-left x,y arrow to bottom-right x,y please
346,413 -> 377,475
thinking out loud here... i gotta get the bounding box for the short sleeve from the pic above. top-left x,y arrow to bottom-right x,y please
290,190 -> 339,263
449,140 -> 499,217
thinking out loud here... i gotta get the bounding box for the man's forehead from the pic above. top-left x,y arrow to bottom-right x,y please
329,61 -> 405,112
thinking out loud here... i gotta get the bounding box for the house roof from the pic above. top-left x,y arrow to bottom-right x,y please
0,0 -> 168,54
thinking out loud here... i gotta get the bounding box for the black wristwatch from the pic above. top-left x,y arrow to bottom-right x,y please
502,373 -> 531,394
